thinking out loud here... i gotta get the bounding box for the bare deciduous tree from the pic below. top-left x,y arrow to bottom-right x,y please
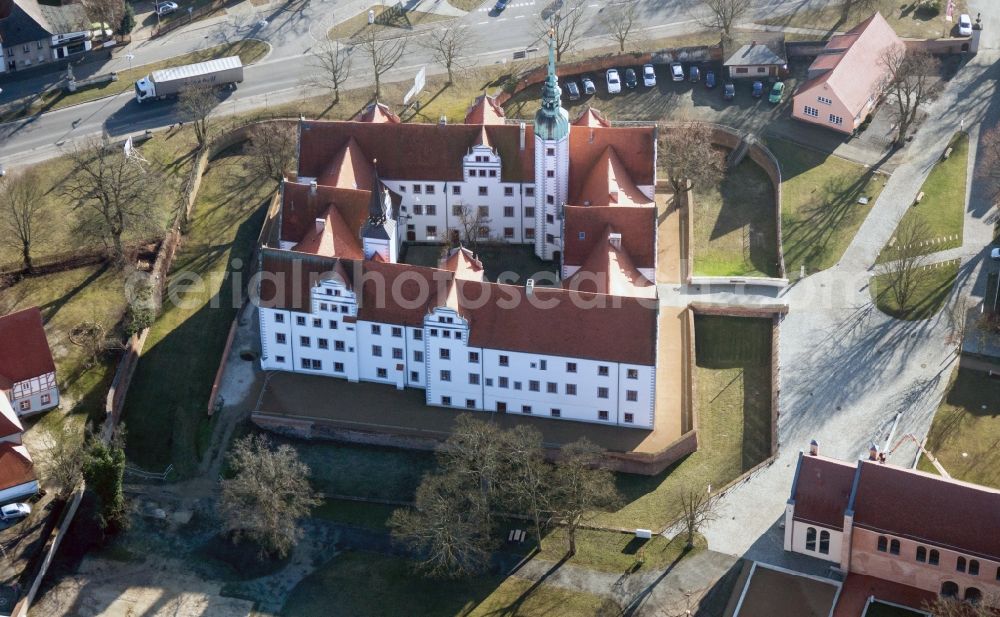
360,28 -> 407,100
881,46 -> 939,146
877,217 -> 933,316
178,87 -> 220,148
81,0 -> 124,41
389,472 -> 492,579
63,138 -> 157,265
244,122 -> 297,186
549,438 -> 619,556
308,40 -> 353,104
601,1 -> 639,52
699,0 -> 753,43
922,596 -> 996,617
219,434 -> 321,558
977,126 -> 1000,203
455,205 -> 491,254
499,425 -> 553,544
0,171 -> 47,272
37,424 -> 87,498
839,0 -> 883,21
657,121 -> 726,200
537,0 -> 588,62
679,487 -> 718,549
421,24 -> 473,84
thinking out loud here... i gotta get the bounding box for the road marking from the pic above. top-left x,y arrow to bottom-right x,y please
513,14 -> 524,18
478,19 -> 488,24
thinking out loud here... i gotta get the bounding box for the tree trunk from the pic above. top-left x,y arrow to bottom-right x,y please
21,244 -> 32,273
567,524 -> 577,556
374,73 -> 381,100
446,64 -> 454,84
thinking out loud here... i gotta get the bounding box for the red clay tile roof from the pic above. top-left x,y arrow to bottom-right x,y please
734,564 -> 840,617
292,203 -> 364,260
572,107 -> 610,128
832,574 -> 936,617
354,101 -> 401,123
258,250 -> 657,365
280,183 -> 370,247
851,461 -> 1000,560
796,13 -> 902,119
563,229 -> 655,298
576,146 -> 655,208
0,397 -> 22,439
791,453 -> 857,530
0,443 -> 35,492
317,137 -> 374,190
0,307 -> 55,389
465,95 -> 506,125
441,247 -> 485,281
298,121 -> 535,183
563,206 -> 655,269
568,126 -> 655,206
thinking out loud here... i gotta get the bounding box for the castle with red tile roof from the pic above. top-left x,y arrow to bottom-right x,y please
256,36 -> 660,429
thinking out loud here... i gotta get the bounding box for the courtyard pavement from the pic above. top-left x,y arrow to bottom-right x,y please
699,44 -> 1000,569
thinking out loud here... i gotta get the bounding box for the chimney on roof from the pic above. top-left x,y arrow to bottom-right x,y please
809,440 -> 818,456
309,179 -> 318,194
315,218 -> 325,234
519,122 -> 526,151
608,232 -> 622,250
526,278 -> 535,297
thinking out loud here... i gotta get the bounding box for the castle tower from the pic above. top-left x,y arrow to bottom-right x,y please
533,32 -> 570,262
361,162 -> 398,263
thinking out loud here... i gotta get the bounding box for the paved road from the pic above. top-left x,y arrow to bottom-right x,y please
0,0 -> 829,169
700,0 -> 1000,567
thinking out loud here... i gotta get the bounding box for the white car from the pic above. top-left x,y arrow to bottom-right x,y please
156,1 -> 178,16
642,64 -> 656,87
670,62 -> 684,82
606,69 -> 621,94
0,503 -> 30,521
958,13 -> 973,36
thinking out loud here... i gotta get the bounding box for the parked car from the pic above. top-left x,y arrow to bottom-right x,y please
723,83 -> 735,101
642,64 -> 656,87
624,68 -> 638,89
705,70 -> 716,89
752,81 -> 764,98
581,76 -> 596,95
689,66 -> 700,83
155,1 -> 178,15
606,69 -> 621,94
958,13 -> 973,36
565,80 -> 580,101
0,503 -> 30,521
992,247 -> 1000,261
768,81 -> 785,104
670,62 -> 684,82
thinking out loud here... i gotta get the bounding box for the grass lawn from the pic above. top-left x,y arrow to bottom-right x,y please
0,131 -> 197,268
871,260 -> 959,321
594,315 -> 773,530
467,578 -> 621,617
769,138 -> 886,279
313,499 -> 399,530
692,157 -> 780,277
446,0 -> 486,10
0,40 -> 269,123
919,366 -> 1000,488
122,145 -> 275,475
0,266 -> 129,438
756,0 -> 967,39
328,4 -> 453,40
878,132 -> 968,264
535,528 -> 694,573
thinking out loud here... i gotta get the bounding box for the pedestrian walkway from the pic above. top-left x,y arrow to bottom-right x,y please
742,22 -> 844,37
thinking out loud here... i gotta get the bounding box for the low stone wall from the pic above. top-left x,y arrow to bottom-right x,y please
904,37 -> 972,55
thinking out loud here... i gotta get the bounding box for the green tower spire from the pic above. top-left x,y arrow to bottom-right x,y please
533,32 -> 569,141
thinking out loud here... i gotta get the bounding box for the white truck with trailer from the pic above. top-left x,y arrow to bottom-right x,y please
134,56 -> 244,103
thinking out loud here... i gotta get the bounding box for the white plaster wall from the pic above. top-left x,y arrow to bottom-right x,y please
790,520 -> 843,563
617,364 -> 655,428
534,133 -> 570,260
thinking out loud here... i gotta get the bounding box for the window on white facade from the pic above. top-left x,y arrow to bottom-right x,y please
565,384 -> 576,395
819,530 -> 830,554
413,184 -> 422,193
546,195 -> 554,205
453,186 -> 461,195
371,345 -> 382,357
550,409 -> 561,418
504,228 -> 514,239
499,355 -> 509,366
466,399 -> 476,408
443,330 -> 451,339
804,106 -> 819,118
477,206 -> 489,218
469,352 -> 479,363
453,205 -> 463,216
411,371 -> 419,381
414,330 -> 423,341
276,333 -> 286,344
627,369 -> 638,379
566,362 -> 577,373
414,351 -> 423,362
525,228 -> 535,240
478,187 -> 488,196
300,336 -> 311,347
296,316 -> 306,325
392,327 -> 402,337
335,362 -> 344,372
276,356 -> 285,363
275,313 -> 285,323
425,185 -> 435,194
503,206 -> 515,217
624,413 -> 634,423
529,380 -> 539,391
392,348 -> 403,359
806,527 -> 817,551
313,318 -> 321,327
539,360 -> 547,370
546,147 -> 555,156
626,390 -> 638,402
426,205 -> 437,215
40,394 -> 51,405
19,401 -> 30,412
546,170 -> 554,178
504,187 -> 513,197
430,329 -> 438,337
426,225 -> 437,237
442,396 -> 452,405
598,387 -> 609,399
469,374 -> 480,385
499,376 -> 509,388
440,349 -> 450,360
598,366 -> 609,376
522,405 -> 532,414
525,187 -> 535,197
598,410 -> 609,421
546,382 -> 557,393
441,370 -> 451,381
329,320 -> 338,329
371,324 -> 381,335
318,338 -> 328,349
335,341 -> 345,351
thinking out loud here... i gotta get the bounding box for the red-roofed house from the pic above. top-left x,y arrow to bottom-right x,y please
0,307 -> 59,416
784,450 -> 1000,611
791,13 -> 903,134
0,396 -> 36,503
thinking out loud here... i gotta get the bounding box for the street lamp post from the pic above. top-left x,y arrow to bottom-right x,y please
124,53 -> 134,72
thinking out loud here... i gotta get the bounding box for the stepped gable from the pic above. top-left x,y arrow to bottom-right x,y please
563,206 -> 655,269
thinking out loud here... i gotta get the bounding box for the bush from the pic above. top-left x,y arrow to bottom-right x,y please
916,0 -> 941,17
119,4 -> 136,35
125,305 -> 154,337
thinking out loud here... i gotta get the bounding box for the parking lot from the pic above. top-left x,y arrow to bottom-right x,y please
503,59 -> 900,169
